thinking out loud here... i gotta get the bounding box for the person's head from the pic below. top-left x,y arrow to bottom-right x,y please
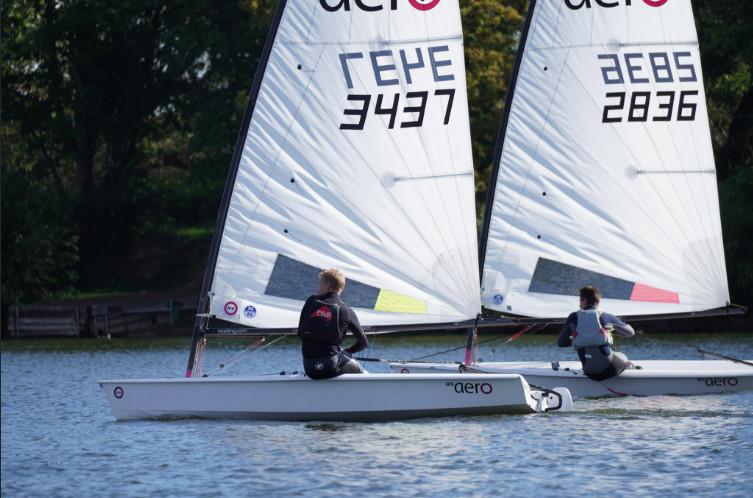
579,286 -> 601,309
318,268 -> 346,295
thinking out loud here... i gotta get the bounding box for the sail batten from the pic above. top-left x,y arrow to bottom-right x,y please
480,0 -> 729,318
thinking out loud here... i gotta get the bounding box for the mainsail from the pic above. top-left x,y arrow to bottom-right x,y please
480,0 -> 730,318
195,0 -> 479,334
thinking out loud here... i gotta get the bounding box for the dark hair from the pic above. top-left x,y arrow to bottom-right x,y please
580,286 -> 601,306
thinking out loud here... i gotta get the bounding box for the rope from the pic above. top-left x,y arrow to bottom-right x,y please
408,324 -> 546,362
693,347 -> 753,368
207,335 -> 287,376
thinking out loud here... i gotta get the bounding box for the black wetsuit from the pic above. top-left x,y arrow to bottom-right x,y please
557,308 -> 635,381
298,291 -> 368,379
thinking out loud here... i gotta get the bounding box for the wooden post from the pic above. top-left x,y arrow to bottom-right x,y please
74,306 -> 81,337
14,306 -> 20,339
168,300 -> 177,325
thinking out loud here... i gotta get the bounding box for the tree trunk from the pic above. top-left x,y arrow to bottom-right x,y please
719,87 -> 753,181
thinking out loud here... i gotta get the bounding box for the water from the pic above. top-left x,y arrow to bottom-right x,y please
2,333 -> 753,497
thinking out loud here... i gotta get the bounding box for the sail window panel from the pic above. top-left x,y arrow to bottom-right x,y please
527,258 -> 679,304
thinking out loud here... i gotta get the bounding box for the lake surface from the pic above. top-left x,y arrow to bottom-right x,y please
2,332 -> 753,497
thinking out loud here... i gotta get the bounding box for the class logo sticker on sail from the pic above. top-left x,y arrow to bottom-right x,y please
565,0 -> 668,9
642,0 -> 668,6
224,301 -> 238,315
408,0 -> 440,10
320,0 -> 440,12
243,305 -> 257,318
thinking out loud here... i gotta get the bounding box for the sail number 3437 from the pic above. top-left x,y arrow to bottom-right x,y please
338,45 -> 457,130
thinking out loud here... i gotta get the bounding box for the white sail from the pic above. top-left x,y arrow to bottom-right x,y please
209,0 -> 479,328
481,0 -> 729,318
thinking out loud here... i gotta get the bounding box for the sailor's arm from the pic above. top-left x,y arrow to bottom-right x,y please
297,297 -> 313,338
343,306 -> 368,354
557,313 -> 577,347
601,313 -> 635,337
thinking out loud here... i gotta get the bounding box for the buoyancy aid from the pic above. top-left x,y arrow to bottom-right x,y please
571,308 -> 612,349
299,299 -> 343,347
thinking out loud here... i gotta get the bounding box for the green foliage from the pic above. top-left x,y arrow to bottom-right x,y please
692,0 -> 753,306
2,0 -> 276,300
719,166 -> 753,307
1,124 -> 78,304
461,0 -> 526,216
694,0 -> 753,180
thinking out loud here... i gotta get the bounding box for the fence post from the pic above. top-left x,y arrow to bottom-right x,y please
169,300 -> 178,325
74,306 -> 81,337
14,306 -> 20,339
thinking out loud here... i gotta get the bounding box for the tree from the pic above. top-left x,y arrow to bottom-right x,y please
461,0 -> 526,222
694,0 -> 753,181
2,0 -> 275,295
692,0 -> 753,306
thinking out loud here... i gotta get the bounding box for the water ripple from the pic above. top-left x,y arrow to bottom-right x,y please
2,334 -> 752,497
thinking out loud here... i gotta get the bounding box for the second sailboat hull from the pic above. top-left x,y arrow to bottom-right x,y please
389,360 -> 753,398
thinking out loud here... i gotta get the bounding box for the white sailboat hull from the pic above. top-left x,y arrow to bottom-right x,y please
390,360 -> 753,398
100,373 -> 571,421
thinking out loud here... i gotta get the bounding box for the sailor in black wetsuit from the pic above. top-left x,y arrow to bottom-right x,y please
298,268 -> 368,379
558,286 -> 636,381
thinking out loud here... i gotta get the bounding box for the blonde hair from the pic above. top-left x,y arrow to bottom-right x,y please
319,268 -> 346,293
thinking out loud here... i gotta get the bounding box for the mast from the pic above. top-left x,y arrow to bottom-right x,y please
186,0 -> 288,377
477,0 -> 537,279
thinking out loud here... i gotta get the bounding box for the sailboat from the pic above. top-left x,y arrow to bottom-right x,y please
389,0 -> 753,397
100,0 -> 574,420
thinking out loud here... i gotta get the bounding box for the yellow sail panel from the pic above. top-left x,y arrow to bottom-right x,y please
374,289 -> 427,314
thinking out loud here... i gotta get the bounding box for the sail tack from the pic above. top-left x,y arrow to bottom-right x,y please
481,0 -> 729,318
209,0 -> 479,328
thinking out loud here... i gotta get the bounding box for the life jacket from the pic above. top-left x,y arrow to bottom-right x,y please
571,308 -> 612,349
299,299 -> 343,347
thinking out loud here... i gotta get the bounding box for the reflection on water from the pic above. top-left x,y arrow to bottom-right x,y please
2,332 -> 752,497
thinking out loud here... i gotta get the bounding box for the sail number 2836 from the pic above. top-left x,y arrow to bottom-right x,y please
598,51 -> 700,124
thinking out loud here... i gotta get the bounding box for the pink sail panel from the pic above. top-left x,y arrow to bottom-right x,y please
630,283 -> 680,304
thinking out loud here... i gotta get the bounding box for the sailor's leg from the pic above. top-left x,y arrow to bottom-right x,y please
611,351 -> 631,375
304,355 -> 340,379
338,352 -> 365,374
579,346 -> 620,380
